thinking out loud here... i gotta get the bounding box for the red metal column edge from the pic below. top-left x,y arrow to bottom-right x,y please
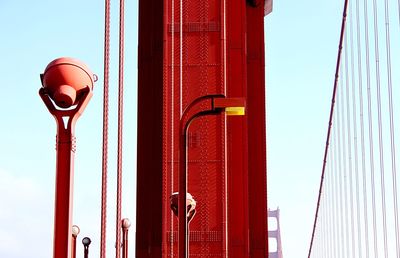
136,0 -> 164,257
246,2 -> 268,256
226,0 -> 250,257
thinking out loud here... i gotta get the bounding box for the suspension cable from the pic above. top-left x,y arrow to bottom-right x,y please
337,66 -> 350,257
349,1 -> 363,252
371,0 -> 389,256
345,27 -> 357,257
307,0 -> 349,256
362,0 -> 379,256
383,0 -> 400,255
115,0 -> 125,257
355,0 -> 370,255
332,122 -> 340,258
100,0 -> 111,257
328,143 -> 336,257
384,0 -> 400,257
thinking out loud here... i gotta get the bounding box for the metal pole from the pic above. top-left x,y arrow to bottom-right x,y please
178,127 -> 188,258
178,95 -> 219,258
40,57 -> 95,258
177,95 -> 243,258
82,237 -> 92,258
71,225 -> 80,258
54,117 -> 75,258
179,112 -> 216,258
122,218 -> 131,258
40,87 -> 92,258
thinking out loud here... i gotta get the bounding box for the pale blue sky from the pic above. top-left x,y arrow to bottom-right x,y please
265,1 -> 342,256
0,1 -> 343,257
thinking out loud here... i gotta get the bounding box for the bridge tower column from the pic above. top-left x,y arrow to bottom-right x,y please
268,209 -> 283,258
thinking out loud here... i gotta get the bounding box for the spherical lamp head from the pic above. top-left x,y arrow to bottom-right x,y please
82,237 -> 92,247
41,57 -> 96,108
72,225 -> 80,237
122,218 -> 131,229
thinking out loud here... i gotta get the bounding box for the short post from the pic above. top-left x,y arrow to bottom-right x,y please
82,237 -> 92,258
71,225 -> 80,258
122,218 -> 131,258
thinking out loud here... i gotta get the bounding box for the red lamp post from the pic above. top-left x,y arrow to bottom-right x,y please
178,95 -> 245,258
39,57 -> 96,258
122,218 -> 131,258
71,225 -> 80,258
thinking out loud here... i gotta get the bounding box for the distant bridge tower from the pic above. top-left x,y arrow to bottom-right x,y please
268,208 -> 283,258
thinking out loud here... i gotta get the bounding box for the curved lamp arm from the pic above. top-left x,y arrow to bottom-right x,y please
178,94 -> 245,258
39,86 -> 93,134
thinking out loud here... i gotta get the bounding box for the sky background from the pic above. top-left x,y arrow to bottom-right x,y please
0,1 -> 343,257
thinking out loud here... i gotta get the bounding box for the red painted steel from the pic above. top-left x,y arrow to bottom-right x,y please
178,96 -> 216,258
226,1 -> 250,256
40,57 -> 95,258
136,0 -> 164,256
137,1 -> 268,257
177,95 -> 245,258
100,1 -> 111,256
115,1 -> 125,257
39,88 -> 93,258
41,57 -> 95,108
163,1 -> 226,257
72,225 -> 80,258
163,2 -> 230,257
246,3 -> 269,257
122,218 -> 131,258
214,98 -> 246,109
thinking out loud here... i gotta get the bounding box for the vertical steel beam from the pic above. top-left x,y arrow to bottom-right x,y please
136,0 -> 164,257
226,0 -> 250,257
246,2 -> 268,256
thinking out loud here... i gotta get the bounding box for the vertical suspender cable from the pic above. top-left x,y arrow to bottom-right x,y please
346,26 -> 357,256
355,0 -> 370,255
387,3 -> 400,257
349,2 -> 362,253
307,1 -> 349,257
371,0 -> 389,256
337,67 -> 350,257
100,0 -> 111,257
115,0 -> 125,257
328,141 -> 335,257
342,37 -> 350,258
383,0 -> 400,255
337,101 -> 346,258
333,122 -> 340,258
398,0 -> 400,29
363,0 -> 379,256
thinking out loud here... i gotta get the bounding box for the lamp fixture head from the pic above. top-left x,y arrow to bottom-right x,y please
40,57 -> 97,108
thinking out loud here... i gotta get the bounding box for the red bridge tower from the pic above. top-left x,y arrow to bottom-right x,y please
136,0 -> 272,257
